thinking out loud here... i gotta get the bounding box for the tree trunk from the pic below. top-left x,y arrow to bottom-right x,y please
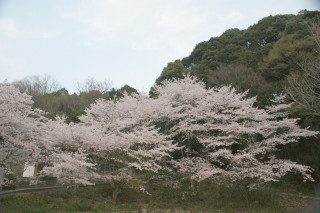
71,184 -> 79,202
239,182 -> 250,207
112,185 -> 121,203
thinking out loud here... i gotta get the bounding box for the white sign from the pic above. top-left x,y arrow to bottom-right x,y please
22,162 -> 35,177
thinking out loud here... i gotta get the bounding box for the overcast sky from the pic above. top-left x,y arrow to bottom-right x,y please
0,0 -> 319,93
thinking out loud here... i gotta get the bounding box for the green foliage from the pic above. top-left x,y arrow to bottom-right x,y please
261,34 -> 316,81
109,85 -> 138,100
155,60 -> 189,85
24,84 -> 138,123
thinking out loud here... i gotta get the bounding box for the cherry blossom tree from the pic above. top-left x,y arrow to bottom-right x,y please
77,94 -> 179,201
0,83 -> 96,190
76,75 -> 317,201
151,75 -> 318,190
0,82 -> 48,188
41,116 -> 98,187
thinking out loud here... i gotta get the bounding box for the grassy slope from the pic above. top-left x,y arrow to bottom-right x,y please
1,183 -> 320,213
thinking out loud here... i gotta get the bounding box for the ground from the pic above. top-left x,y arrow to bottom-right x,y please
1,182 -> 320,213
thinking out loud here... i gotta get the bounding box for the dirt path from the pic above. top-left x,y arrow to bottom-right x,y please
0,185 -> 65,196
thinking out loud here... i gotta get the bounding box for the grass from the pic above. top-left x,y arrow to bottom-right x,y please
0,185 -> 139,213
0,182 -> 319,213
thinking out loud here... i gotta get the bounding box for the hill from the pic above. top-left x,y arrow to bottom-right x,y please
151,10 -> 320,107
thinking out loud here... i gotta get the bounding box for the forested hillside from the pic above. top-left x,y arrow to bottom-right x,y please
151,10 -> 319,109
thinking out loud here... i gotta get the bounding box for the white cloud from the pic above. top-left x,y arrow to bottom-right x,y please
0,18 -> 61,83
58,0 -> 208,53
0,18 -> 61,39
156,7 -> 206,32
223,11 -> 246,22
0,53 -> 29,82
0,19 -> 23,37
59,0 -> 147,34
